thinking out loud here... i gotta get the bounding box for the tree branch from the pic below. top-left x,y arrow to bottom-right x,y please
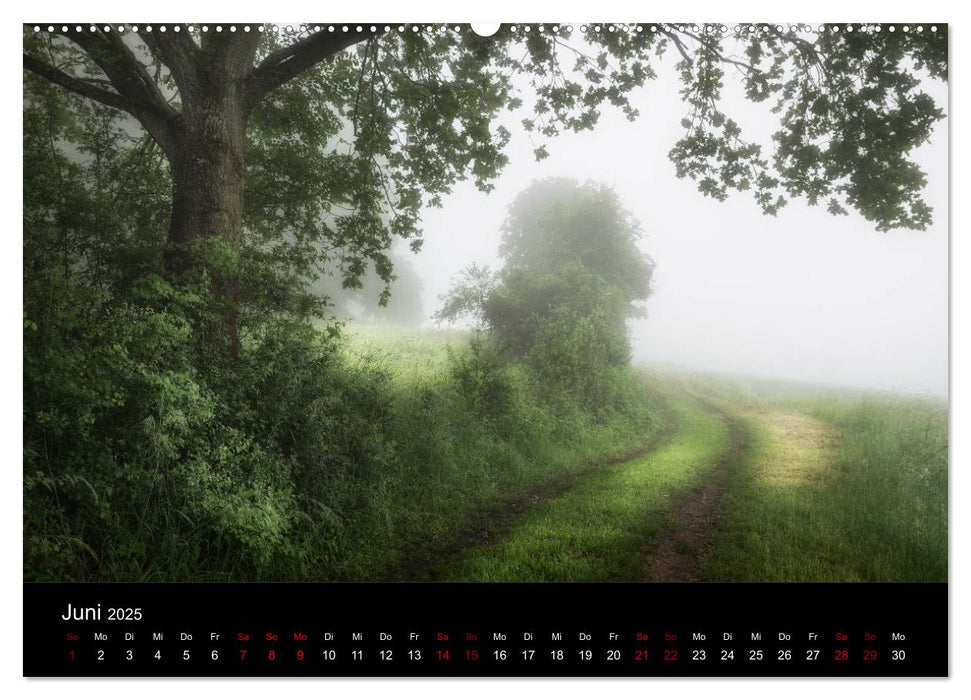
65,31 -> 178,120
677,29 -> 760,74
659,28 -> 693,65
27,31 -> 181,154
244,28 -> 376,110
140,26 -> 202,99
24,52 -> 135,112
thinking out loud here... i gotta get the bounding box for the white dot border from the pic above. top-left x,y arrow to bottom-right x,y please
28,22 -> 942,35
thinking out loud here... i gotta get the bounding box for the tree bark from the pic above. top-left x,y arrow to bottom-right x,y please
165,84 -> 248,357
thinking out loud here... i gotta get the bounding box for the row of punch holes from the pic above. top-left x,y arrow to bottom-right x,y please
30,24 -> 941,36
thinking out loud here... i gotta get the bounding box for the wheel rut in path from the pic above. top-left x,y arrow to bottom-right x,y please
642,397 -> 750,582
391,401 -> 678,581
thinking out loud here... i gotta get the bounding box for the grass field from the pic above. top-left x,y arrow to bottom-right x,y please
25,321 -> 947,582
700,389 -> 947,582
341,327 -> 948,583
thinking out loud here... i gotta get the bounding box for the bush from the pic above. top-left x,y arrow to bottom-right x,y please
446,332 -> 515,425
23,271 -> 396,581
485,263 -> 630,403
436,179 -> 653,405
24,272 -> 219,579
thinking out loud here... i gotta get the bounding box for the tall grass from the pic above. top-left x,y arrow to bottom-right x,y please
705,393 -> 947,582
326,324 -> 668,580
812,397 -> 947,580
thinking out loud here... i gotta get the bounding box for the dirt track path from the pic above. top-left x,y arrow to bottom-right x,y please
391,402 -> 678,581
642,398 -> 750,582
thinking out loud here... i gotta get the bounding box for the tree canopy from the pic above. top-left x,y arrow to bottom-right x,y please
499,178 -> 654,314
23,24 -> 948,345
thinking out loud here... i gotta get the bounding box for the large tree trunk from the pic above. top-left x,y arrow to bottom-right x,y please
26,28 -> 370,358
164,82 -> 248,358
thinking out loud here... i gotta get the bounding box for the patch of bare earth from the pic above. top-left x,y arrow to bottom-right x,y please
643,399 -> 749,582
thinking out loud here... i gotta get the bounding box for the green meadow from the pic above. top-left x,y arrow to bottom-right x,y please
25,323 -> 947,583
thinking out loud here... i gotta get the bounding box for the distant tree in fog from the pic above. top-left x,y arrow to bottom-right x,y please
438,178 -> 654,394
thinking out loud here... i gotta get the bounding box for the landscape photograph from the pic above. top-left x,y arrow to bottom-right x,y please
23,22 -> 948,584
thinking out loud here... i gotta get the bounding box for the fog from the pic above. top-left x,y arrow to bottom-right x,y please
407,42 -> 948,398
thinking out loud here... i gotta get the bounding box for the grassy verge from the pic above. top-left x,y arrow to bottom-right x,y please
437,388 -> 732,581
326,324 -> 669,581
703,390 -> 947,582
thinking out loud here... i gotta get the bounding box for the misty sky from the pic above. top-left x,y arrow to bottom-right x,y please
406,36 -> 948,398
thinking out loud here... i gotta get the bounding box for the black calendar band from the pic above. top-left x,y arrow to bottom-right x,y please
24,582 -> 947,677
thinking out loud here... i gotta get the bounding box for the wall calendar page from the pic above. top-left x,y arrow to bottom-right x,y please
20,13 -> 950,682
